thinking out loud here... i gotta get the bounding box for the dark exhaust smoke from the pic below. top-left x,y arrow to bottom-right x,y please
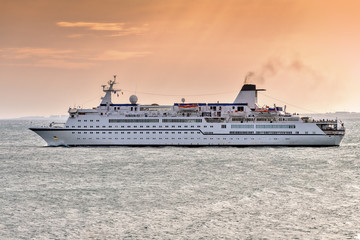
244,57 -> 322,84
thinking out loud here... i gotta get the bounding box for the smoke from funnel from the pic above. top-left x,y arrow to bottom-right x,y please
244,57 -> 323,84
244,72 -> 255,84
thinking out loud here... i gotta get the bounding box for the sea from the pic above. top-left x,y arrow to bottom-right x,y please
0,113 -> 359,239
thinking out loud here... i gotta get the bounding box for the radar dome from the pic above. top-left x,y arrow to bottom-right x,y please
129,95 -> 138,104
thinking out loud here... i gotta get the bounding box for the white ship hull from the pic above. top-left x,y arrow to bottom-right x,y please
30,123 -> 344,147
29,76 -> 345,147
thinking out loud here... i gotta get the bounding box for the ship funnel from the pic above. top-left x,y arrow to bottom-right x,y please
233,84 -> 265,109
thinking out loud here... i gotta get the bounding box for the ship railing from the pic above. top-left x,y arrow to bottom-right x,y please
123,113 -> 203,118
313,119 -> 338,124
338,126 -> 346,131
316,119 -> 345,132
322,129 -> 345,135
229,117 -> 302,123
338,121 -> 346,131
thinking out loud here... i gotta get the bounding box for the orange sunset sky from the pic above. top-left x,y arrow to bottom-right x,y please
1,0 -> 360,118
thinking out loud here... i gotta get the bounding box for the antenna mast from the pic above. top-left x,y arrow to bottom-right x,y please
100,75 -> 121,105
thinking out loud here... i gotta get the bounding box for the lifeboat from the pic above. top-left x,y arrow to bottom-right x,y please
179,104 -> 198,108
179,104 -> 198,111
255,108 -> 269,112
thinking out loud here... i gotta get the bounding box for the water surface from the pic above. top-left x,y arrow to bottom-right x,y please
1,115 -> 359,239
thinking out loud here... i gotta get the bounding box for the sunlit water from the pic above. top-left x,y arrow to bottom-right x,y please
1,114 -> 359,239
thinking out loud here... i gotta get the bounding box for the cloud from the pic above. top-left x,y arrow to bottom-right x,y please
91,50 -> 152,61
0,47 -> 74,59
34,59 -> 96,69
57,22 -> 125,31
0,48 -> 92,68
0,47 -> 152,69
67,34 -> 85,38
57,21 -> 149,37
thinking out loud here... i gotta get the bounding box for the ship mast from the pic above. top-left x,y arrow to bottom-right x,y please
100,75 -> 120,105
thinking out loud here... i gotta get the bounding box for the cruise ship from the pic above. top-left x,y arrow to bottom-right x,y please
30,76 -> 345,146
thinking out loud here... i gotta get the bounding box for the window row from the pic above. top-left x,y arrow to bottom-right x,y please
74,137 -> 289,141
162,119 -> 202,123
255,131 -> 293,134
231,125 -> 254,128
256,125 -> 296,129
72,131 -> 201,134
76,138 -> 202,140
67,125 -> 206,128
78,120 -> 99,122
109,119 -> 159,123
230,131 -> 255,135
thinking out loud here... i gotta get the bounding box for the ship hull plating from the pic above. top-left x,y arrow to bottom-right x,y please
30,128 -> 344,147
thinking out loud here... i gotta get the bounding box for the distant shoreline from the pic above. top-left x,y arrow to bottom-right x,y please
0,115 -> 68,120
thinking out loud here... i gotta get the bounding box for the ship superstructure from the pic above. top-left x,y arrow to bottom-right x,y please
30,76 -> 345,146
